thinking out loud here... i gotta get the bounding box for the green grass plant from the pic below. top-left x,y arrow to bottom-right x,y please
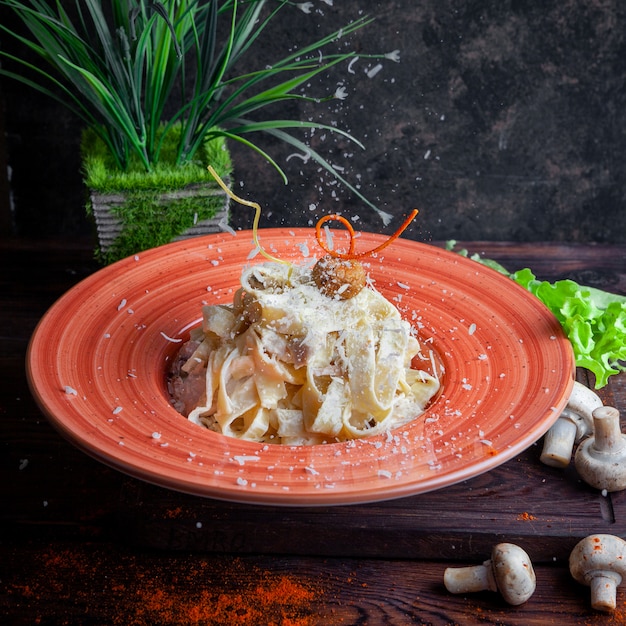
1,0 -> 390,217
82,123 -> 232,192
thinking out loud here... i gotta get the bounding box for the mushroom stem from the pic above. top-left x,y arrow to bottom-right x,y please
589,572 -> 622,612
540,381 -> 602,468
443,562 -> 496,594
540,412 -> 578,467
592,406 -> 624,453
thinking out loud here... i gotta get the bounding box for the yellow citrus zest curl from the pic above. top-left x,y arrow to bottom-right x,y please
208,165 -> 289,265
209,165 -> 419,264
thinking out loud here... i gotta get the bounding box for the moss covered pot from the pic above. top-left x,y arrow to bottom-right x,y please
82,125 -> 233,265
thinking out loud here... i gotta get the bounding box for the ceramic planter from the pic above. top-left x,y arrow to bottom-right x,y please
88,181 -> 230,263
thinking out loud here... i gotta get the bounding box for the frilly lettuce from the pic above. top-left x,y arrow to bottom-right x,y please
446,241 -> 626,388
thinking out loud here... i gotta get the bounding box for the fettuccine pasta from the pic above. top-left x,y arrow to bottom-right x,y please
168,261 -> 440,445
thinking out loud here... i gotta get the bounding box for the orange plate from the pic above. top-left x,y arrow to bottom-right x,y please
26,230 -> 575,506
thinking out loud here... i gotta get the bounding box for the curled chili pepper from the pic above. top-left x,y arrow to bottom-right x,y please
315,209 -> 419,259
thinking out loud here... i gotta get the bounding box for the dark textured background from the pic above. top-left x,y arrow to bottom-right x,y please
1,0 -> 625,244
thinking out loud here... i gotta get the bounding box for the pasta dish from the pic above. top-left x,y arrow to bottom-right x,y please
167,258 -> 440,445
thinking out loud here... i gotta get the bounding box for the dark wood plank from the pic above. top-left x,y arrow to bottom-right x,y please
449,241 -> 626,293
1,541 -> 625,626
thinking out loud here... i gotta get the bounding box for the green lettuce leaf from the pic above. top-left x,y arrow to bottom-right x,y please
446,241 -> 626,388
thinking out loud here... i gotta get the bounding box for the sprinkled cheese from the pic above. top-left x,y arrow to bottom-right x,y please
160,332 -> 182,343
233,455 -> 260,466
366,63 -> 383,78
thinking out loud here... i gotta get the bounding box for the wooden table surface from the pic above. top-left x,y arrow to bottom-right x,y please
1,237 -> 625,625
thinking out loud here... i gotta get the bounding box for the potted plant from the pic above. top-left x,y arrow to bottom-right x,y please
0,0 -> 392,263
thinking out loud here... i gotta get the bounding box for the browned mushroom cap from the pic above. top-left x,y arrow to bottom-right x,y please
569,534 -> 626,612
443,543 -> 536,606
311,254 -> 366,299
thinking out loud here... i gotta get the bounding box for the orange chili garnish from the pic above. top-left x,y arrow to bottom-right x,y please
315,209 -> 419,259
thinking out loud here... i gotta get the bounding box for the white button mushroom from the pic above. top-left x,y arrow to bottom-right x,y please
540,381 -> 603,468
574,406 -> 626,492
443,543 -> 536,606
569,534 -> 626,612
